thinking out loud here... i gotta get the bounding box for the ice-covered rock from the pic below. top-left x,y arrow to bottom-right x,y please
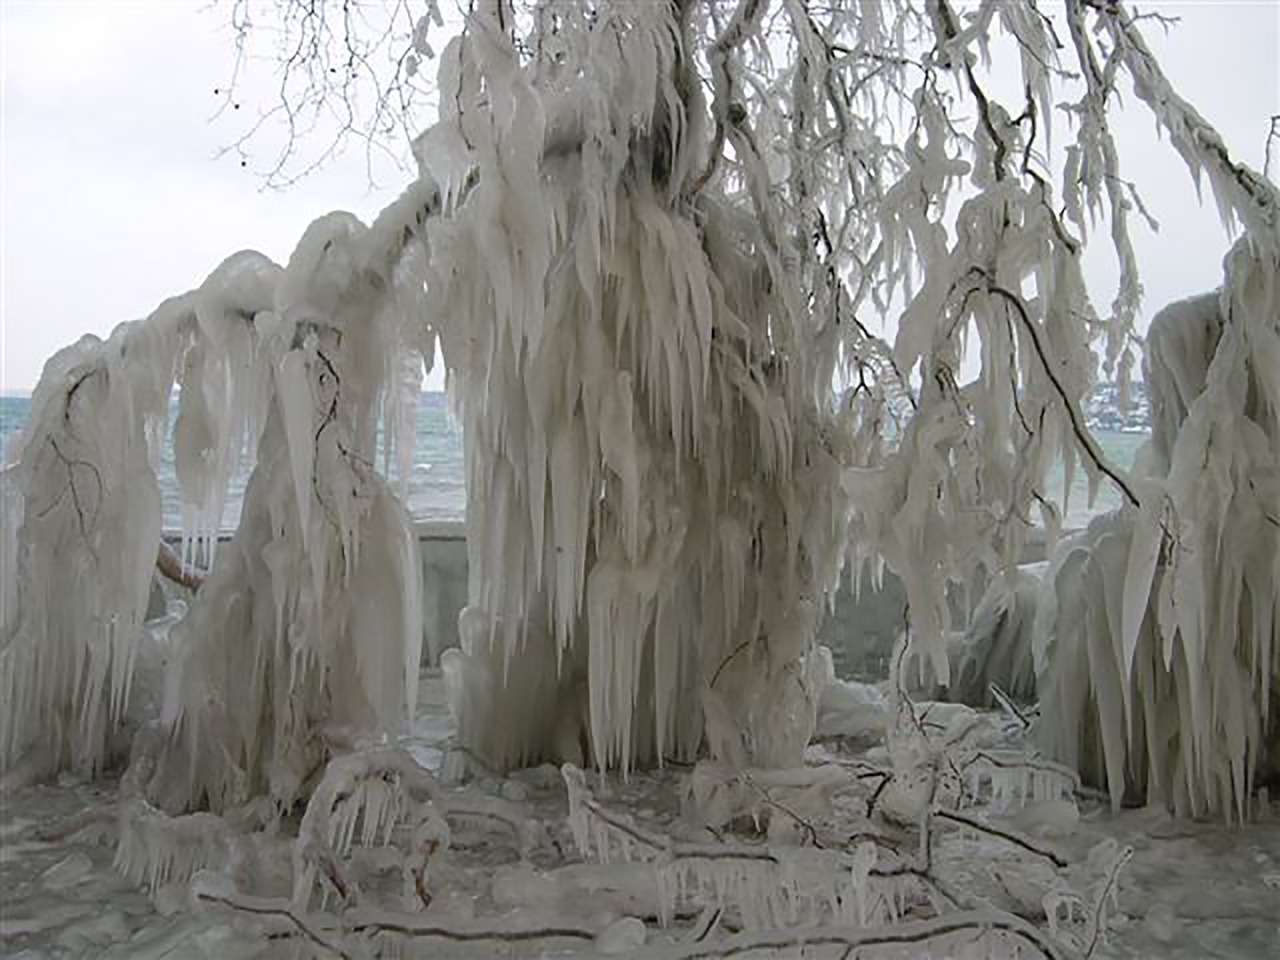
594,916 -> 646,953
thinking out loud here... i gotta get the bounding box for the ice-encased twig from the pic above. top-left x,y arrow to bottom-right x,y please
292,746 -> 447,909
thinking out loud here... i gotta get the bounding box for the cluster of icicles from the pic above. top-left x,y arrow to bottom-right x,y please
2,0 -> 1278,837
0,1 -> 854,812
920,241 -> 1280,820
0,185 -> 444,812
428,6 -> 854,775
1033,241 -> 1280,821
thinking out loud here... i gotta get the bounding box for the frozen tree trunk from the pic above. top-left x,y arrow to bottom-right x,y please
421,7 -> 852,774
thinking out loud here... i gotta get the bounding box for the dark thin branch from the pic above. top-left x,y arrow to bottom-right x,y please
978,275 -> 1141,509
344,915 -> 596,945
934,808 -> 1069,869
665,910 -> 1073,960
195,890 -> 353,959
1266,115 -> 1280,182
1083,844 -> 1132,958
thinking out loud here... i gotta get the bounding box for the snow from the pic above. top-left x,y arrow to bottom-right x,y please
3,669 -> 1279,958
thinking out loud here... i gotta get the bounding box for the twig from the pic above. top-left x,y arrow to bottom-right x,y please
934,808 -> 1069,868
658,910 -> 1074,960
1083,844 -> 1133,958
989,683 -> 1031,730
195,889 -> 353,959
343,912 -> 597,945
1265,115 -> 1280,182
980,276 -> 1141,509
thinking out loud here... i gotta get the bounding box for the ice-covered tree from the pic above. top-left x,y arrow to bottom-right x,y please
1034,238 -> 1280,821
3,0 -> 1277,830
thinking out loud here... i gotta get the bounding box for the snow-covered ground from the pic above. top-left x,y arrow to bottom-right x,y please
2,670 -> 1277,959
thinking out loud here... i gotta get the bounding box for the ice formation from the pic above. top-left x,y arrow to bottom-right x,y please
909,566 -> 1044,708
811,646 -> 891,743
3,0 -> 1267,806
1035,243 -> 1280,818
562,762 -> 923,932
556,683 -> 1102,956
0,191 -> 444,809
428,4 -> 854,773
1,17 -> 1278,958
1,254 -> 278,782
418,0 -> 1164,778
290,747 -> 447,910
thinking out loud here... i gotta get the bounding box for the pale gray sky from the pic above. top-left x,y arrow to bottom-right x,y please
1,1 -> 1277,392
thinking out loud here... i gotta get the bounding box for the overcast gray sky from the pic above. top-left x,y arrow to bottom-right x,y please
2,1 -> 1277,392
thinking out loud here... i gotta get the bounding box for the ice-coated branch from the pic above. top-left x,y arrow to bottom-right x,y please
115,799 -> 241,893
1061,0 -> 1145,375
687,0 -> 768,198
934,808 -> 1068,869
292,746 -> 445,908
561,760 -> 1070,940
1085,0 -> 1280,249
929,0 -> 1011,182
979,275 -> 1141,510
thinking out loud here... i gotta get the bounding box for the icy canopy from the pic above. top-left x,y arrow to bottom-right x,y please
1,0 -> 1277,831
0,193 -> 443,810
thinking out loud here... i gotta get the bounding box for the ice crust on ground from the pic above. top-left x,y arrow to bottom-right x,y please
3,669 -> 1278,959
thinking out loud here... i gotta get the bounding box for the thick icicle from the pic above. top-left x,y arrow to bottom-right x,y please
428,3 -> 854,775
1035,243 -> 1280,818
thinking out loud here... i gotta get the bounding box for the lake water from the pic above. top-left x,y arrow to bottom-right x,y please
0,392 -> 466,527
0,393 -> 1143,531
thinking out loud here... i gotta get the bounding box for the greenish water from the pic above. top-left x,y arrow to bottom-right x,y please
1044,430 -> 1149,528
2,392 -> 1146,531
1,392 -> 465,527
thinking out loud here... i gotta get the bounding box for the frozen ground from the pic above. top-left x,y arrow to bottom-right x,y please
2,670 -> 1277,959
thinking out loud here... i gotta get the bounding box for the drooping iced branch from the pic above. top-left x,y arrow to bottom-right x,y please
1084,0 -> 1280,249
292,746 -> 445,908
979,276 -> 1140,510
